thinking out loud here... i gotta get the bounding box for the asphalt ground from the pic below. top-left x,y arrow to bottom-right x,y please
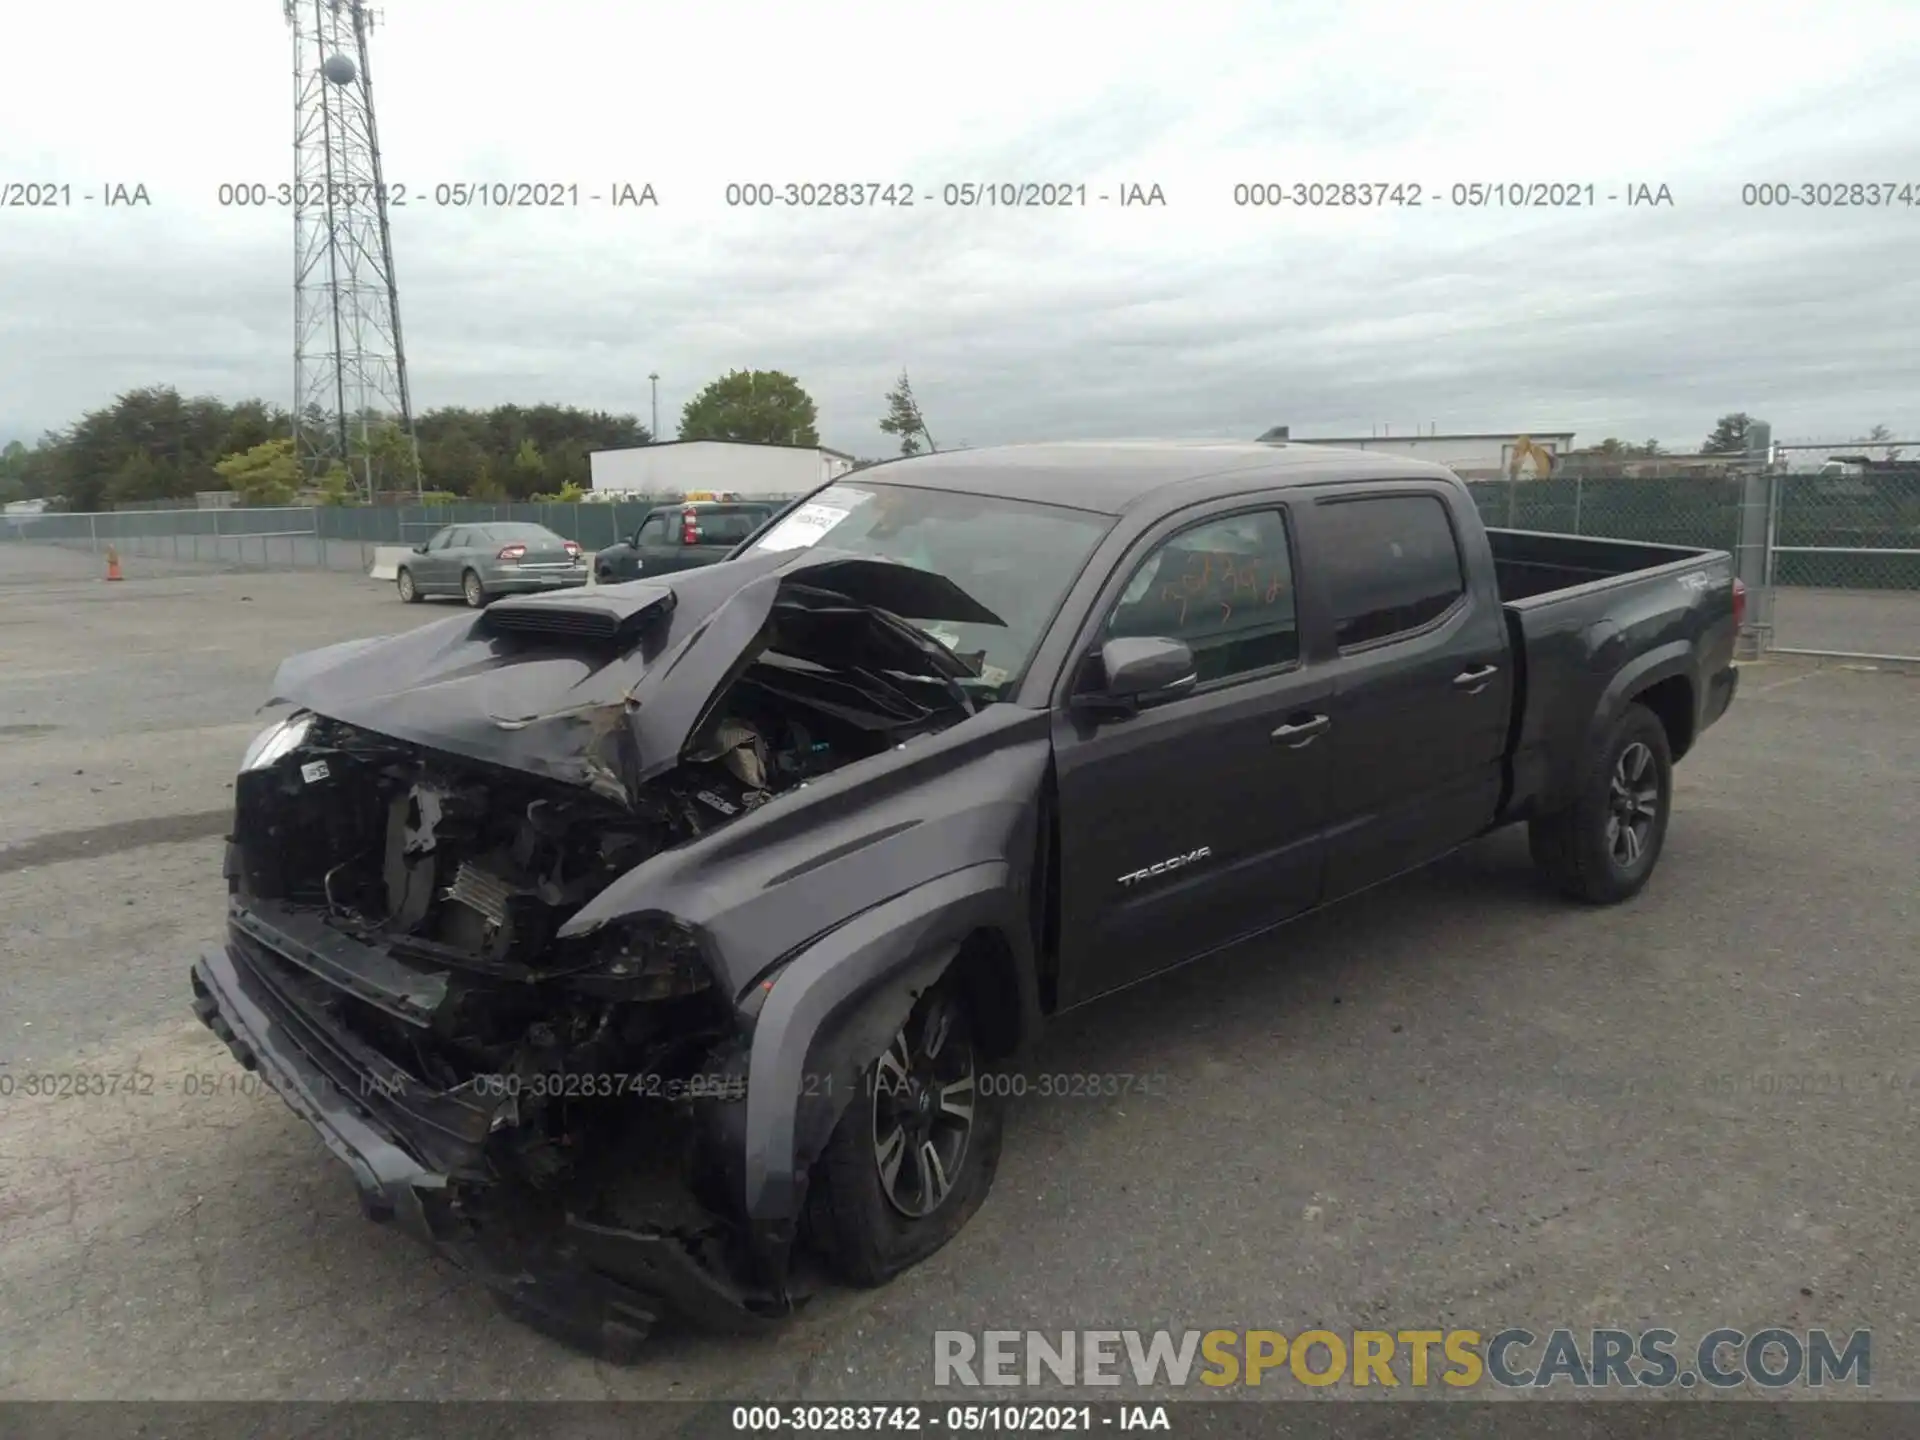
1,543 -> 1916,1404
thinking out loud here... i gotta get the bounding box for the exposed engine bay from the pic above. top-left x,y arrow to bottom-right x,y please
222,648 -> 973,1303
197,550 -> 1020,1339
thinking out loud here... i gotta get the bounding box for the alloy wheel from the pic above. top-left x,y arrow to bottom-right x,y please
397,569 -> 415,602
1605,740 -> 1660,868
463,572 -> 484,607
871,995 -> 976,1219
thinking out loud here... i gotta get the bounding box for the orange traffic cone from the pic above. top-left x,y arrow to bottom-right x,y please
105,546 -> 123,581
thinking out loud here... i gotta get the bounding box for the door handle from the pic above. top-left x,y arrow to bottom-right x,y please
1271,714 -> 1330,746
1453,664 -> 1499,693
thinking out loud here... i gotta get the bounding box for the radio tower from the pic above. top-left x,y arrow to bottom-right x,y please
286,0 -> 418,499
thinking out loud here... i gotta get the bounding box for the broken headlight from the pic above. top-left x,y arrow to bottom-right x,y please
239,712 -> 315,773
565,916 -> 716,1000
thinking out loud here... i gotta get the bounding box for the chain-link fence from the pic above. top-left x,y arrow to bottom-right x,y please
1459,469 -> 1918,661
7,477 -> 1916,658
0,497 -> 788,576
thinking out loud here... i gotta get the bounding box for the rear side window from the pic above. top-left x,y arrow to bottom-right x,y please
1316,495 -> 1465,648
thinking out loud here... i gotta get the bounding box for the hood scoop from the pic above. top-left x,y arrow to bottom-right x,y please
484,584 -> 677,644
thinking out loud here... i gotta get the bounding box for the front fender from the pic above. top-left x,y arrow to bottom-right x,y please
740,861 -> 1030,1224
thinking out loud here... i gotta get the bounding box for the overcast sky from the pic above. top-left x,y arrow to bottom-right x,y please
2,0 -> 1917,456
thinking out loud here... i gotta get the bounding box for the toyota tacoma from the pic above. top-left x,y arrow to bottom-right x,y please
190,442 -> 1741,1353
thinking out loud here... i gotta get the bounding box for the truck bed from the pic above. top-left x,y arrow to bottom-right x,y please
1487,528 -> 1720,605
1486,527 -> 1740,824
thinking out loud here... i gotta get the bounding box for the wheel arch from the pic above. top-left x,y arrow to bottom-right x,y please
1628,672 -> 1696,762
738,863 -> 1040,1226
1583,643 -> 1693,771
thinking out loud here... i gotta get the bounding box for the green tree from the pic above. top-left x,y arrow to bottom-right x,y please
316,462 -> 357,506
106,451 -> 169,506
1702,413 -> 1755,455
0,440 -> 27,504
470,459 -> 508,503
509,437 -> 547,499
1866,424 -> 1903,461
877,370 -> 936,455
214,437 -> 302,506
544,437 -> 591,493
679,369 -> 819,446
356,420 -> 420,495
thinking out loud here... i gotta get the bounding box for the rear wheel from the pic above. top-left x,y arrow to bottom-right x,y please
1529,702 -> 1673,904
462,569 -> 487,608
396,567 -> 420,603
806,980 -> 1004,1287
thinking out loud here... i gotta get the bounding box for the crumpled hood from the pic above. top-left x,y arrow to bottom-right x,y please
265,548 -> 1002,805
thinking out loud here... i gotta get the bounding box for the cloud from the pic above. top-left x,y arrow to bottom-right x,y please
1,0 -> 1915,454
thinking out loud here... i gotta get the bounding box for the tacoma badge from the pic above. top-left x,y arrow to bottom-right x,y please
1117,846 -> 1212,887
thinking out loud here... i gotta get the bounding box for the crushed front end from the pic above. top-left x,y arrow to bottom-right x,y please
189,710 -> 849,1350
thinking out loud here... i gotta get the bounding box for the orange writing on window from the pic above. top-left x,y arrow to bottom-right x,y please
1158,551 -> 1291,627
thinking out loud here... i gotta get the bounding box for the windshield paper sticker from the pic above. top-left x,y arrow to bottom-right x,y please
755,486 -> 872,552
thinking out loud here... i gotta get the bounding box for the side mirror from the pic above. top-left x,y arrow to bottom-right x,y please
413,543 -> 429,554
1077,636 -> 1197,712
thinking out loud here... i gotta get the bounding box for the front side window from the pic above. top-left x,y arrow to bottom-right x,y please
1316,495 -> 1465,648
428,527 -> 454,550
637,515 -> 669,544
1103,509 -> 1298,683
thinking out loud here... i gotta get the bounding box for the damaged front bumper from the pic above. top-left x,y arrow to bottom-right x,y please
189,910 -> 792,1348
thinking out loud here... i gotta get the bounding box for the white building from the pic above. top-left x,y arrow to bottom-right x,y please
588,440 -> 857,499
1257,426 -> 1577,481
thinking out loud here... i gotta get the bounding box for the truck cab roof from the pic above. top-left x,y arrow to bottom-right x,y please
840,441 -> 1461,516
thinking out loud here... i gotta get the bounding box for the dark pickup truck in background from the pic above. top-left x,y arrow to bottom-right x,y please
190,442 -> 1739,1354
593,499 -> 780,583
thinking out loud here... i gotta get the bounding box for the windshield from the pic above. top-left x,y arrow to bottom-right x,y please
747,481 -> 1113,698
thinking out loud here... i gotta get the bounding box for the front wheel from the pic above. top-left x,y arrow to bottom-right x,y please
396,567 -> 421,603
462,569 -> 487,608
1529,701 -> 1673,904
805,981 -> 1004,1287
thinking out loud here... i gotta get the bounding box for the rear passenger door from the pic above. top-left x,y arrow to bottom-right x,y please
444,528 -> 478,582
1305,486 -> 1513,899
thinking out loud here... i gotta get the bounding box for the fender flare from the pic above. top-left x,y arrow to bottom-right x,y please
1578,641 -> 1694,771
739,861 -> 1035,1223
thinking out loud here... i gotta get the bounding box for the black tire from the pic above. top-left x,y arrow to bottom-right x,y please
595,565 -> 614,585
805,979 -> 1004,1288
1529,702 -> 1673,904
396,567 -> 421,603
462,569 -> 487,608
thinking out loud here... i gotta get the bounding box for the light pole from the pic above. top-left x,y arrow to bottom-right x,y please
648,373 -> 660,442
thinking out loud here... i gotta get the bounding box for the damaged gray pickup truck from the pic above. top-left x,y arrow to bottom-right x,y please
191,442 -> 1740,1354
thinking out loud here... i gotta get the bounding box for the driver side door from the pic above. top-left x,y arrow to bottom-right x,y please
1050,502 -> 1335,1008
